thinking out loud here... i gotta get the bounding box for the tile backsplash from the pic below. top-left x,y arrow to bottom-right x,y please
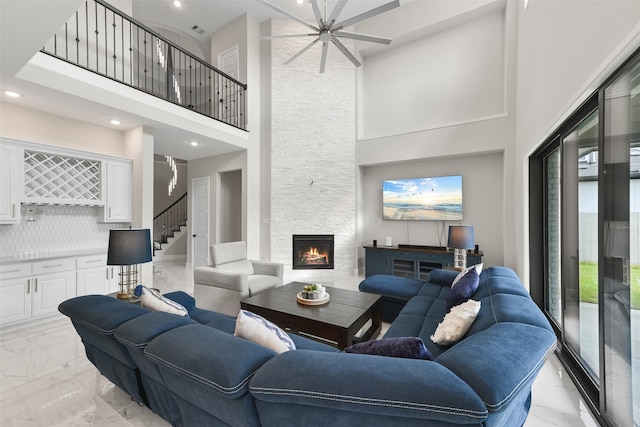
0,205 -> 128,259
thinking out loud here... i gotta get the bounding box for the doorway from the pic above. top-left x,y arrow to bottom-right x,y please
191,176 -> 210,268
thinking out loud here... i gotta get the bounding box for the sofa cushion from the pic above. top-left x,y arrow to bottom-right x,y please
210,241 -> 247,265
134,285 -> 189,317
344,337 -> 433,360
235,310 -> 296,353
431,300 -> 481,346
145,324 -> 276,399
446,267 -> 480,311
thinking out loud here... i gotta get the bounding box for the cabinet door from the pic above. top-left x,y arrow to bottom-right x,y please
0,277 -> 32,325
76,267 -> 108,296
103,160 -> 132,222
364,249 -> 390,277
0,144 -> 22,224
31,271 -> 76,317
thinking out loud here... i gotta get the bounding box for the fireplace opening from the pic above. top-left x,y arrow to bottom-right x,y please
292,235 -> 334,270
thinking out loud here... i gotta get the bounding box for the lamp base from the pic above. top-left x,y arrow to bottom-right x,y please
453,248 -> 467,270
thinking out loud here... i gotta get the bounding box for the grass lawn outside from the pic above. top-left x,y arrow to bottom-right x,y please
579,261 -> 640,309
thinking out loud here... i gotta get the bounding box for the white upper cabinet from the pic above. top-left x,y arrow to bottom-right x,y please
100,159 -> 133,222
0,144 -> 23,224
0,139 -> 133,224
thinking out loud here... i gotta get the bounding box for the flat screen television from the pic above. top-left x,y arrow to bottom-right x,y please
383,175 -> 463,221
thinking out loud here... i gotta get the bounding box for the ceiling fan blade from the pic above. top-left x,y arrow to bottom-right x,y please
260,34 -> 316,40
333,30 -> 392,45
331,36 -> 361,67
327,0 -> 348,26
319,41 -> 329,73
333,0 -> 400,30
255,0 -> 319,32
284,37 -> 321,65
309,0 -> 325,29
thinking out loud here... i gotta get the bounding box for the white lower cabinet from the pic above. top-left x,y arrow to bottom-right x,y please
0,277 -> 32,324
0,258 -> 76,327
76,255 -> 110,296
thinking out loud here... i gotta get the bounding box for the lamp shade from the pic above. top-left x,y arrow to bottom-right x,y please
448,226 -> 475,250
106,229 -> 153,266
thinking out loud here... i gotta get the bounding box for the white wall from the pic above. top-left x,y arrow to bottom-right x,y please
211,14 -> 262,259
361,10 -> 505,139
355,2 -> 517,273
0,103 -> 125,157
187,150 -> 247,263
514,0 -> 640,284
360,152 -> 504,269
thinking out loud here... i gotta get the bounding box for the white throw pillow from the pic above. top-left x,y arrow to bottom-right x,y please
135,285 -> 189,317
451,263 -> 483,288
234,310 -> 296,354
430,299 -> 481,346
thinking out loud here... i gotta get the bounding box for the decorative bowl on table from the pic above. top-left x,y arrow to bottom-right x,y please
297,284 -> 330,305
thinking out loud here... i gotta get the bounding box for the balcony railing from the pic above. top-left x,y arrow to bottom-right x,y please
41,0 -> 247,130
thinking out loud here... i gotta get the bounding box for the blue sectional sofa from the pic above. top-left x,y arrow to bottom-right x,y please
58,266 -> 556,426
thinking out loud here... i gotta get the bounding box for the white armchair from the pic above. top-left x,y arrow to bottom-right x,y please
194,241 -> 283,317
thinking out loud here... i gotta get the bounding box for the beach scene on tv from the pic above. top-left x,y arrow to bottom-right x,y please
383,176 -> 463,221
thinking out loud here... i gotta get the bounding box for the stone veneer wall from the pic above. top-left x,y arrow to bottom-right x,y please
268,18 -> 356,281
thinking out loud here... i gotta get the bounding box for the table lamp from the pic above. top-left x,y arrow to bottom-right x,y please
448,225 -> 475,270
107,228 -> 152,299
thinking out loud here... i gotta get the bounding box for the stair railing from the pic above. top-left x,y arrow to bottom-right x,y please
41,0 -> 247,130
153,193 -> 188,254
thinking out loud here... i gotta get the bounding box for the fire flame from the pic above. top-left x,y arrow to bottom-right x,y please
299,246 -> 329,264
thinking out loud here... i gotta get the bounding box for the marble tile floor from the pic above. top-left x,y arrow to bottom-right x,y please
0,259 -> 599,426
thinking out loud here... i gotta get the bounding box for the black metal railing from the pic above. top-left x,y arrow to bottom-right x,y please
153,193 -> 188,254
41,0 -> 247,130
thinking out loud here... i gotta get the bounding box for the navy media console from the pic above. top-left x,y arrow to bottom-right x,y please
364,244 -> 483,279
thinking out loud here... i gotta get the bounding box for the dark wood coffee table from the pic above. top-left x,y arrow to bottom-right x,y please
240,282 -> 381,350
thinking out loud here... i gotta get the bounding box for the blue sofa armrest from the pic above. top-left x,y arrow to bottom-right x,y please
163,291 -> 196,311
250,350 -> 487,425
436,323 -> 556,413
427,269 -> 459,287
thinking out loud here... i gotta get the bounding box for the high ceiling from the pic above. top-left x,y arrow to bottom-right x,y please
0,0 -> 400,160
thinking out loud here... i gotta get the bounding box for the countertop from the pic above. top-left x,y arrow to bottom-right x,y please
0,248 -> 108,265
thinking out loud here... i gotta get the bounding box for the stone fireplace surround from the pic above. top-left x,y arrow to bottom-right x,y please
268,18 -> 356,282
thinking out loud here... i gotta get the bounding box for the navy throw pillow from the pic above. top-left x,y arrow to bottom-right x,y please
344,337 -> 433,360
446,268 -> 480,311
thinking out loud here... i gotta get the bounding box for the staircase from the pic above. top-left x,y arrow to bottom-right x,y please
154,193 -> 187,259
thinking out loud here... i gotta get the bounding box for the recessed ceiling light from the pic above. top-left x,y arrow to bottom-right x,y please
109,119 -> 121,125
173,1 -> 182,7
4,91 -> 21,98
190,141 -> 198,146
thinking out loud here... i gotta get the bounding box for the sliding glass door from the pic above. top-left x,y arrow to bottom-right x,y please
601,57 -> 639,427
563,109 -> 600,380
532,49 -> 640,426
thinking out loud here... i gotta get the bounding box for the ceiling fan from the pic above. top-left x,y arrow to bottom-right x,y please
257,0 -> 400,73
